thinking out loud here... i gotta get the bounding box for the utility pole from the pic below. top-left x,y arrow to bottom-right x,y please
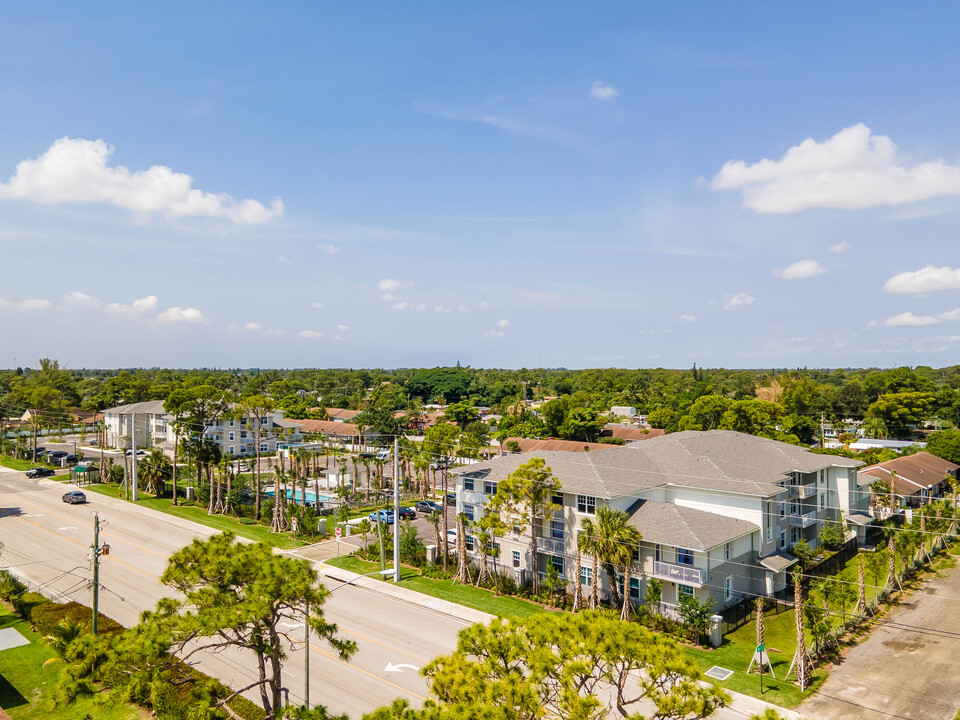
303,601 -> 310,708
393,436 -> 400,583
91,513 -> 108,634
131,412 -> 139,501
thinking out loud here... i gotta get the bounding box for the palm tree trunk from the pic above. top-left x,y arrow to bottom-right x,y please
620,565 -> 632,621
591,554 -> 599,609
573,552 -> 583,611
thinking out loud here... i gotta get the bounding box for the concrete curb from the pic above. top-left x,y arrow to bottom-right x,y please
315,561 -> 493,626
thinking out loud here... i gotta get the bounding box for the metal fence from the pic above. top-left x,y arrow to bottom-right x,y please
806,536 -> 859,579
719,594 -> 790,635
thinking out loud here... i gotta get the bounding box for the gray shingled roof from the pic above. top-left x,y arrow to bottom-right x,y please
627,499 -> 758,551
102,400 -> 168,415
455,430 -> 862,500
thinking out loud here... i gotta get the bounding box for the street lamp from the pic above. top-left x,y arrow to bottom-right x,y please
303,568 -> 394,707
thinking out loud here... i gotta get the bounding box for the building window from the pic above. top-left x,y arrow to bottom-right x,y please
229,432 -> 235,441
464,477 -> 474,491
484,481 -> 498,495
229,420 -> 235,427
791,527 -> 799,544
654,544 -> 661,562
678,584 -> 694,598
240,431 -> 247,439
819,492 -> 825,510
577,495 -> 596,514
678,548 -> 694,566
725,575 -> 734,601
724,542 -> 731,561
766,523 -> 773,543
549,555 -> 564,577
229,446 -> 235,455
819,469 -> 825,485
780,531 -> 786,550
260,443 -> 268,452
580,566 -> 592,586
464,504 -> 476,522
465,536 -> 475,552
617,575 -> 640,598
240,445 -> 246,454
512,550 -> 521,569
779,503 -> 785,518
552,492 -> 564,507
551,518 -> 564,540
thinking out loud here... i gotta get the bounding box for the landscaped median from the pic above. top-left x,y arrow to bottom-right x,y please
75,481 -> 307,550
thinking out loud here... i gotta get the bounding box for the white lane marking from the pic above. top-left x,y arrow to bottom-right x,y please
384,662 -> 419,673
59,526 -> 78,530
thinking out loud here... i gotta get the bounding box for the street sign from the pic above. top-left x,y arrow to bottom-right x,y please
756,643 -> 765,653
335,527 -> 342,538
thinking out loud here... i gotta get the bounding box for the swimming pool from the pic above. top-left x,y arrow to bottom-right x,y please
266,488 -> 333,505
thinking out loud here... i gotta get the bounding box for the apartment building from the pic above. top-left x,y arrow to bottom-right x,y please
453,430 -> 869,613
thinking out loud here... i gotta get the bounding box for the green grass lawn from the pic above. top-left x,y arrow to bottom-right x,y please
81,482 -> 306,550
1,457 -> 58,472
0,604 -> 139,720
325,555 -> 547,618
684,606 -> 822,708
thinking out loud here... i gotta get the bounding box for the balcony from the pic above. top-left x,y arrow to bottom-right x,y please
537,537 -> 565,555
652,561 -> 706,587
789,510 -> 818,528
789,484 -> 816,499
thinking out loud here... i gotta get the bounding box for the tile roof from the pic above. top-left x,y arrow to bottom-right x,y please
455,430 -> 862,500
287,419 -> 360,436
627,499 -> 757,551
501,437 -> 613,453
604,424 -> 666,442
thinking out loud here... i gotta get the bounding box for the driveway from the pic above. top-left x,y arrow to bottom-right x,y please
798,554 -> 960,720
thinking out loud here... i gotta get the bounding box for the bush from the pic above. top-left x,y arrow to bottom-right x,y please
598,437 -> 626,445
0,570 -> 26,600
12,591 -> 49,619
819,522 -> 845,551
31,600 -> 124,636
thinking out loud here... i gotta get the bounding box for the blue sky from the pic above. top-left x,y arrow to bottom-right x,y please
2,3 -> 960,370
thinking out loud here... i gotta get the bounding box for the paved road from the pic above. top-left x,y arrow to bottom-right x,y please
798,557 -> 960,720
0,470 -> 468,717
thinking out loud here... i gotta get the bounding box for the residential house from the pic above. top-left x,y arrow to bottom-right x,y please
453,430 -> 868,616
860,451 -> 959,508
500,437 -> 611,453
603,424 -> 666,443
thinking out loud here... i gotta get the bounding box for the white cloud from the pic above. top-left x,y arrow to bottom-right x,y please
378,279 -> 412,293
884,265 -> 960,294
589,81 -> 619,101
337,324 -> 348,330
478,301 -> 490,310
679,314 -> 697,322
392,302 -> 410,310
227,322 -> 262,332
724,292 -> 755,311
106,295 -> 158,315
828,241 -> 850,253
333,334 -> 344,341
299,330 -> 323,338
416,302 -> 426,311
156,306 -> 205,324
263,328 -> 285,336
496,319 -> 510,327
884,308 -> 960,326
380,293 -> 398,302
277,255 -> 290,264
311,302 -> 324,309
0,137 -> 283,224
434,305 -> 450,313
458,304 -> 471,313
775,260 -> 826,279
482,329 -> 505,338
711,123 -> 960,214
0,298 -> 51,310
63,291 -> 100,307
317,243 -> 340,255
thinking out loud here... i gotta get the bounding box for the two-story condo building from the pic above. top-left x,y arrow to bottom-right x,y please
452,430 -> 869,614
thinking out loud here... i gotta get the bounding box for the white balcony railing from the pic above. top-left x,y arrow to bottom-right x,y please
789,510 -> 818,528
537,537 -> 565,555
652,561 -> 706,587
789,484 -> 816,499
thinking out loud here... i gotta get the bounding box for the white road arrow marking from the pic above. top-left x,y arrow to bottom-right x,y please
384,662 -> 420,673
